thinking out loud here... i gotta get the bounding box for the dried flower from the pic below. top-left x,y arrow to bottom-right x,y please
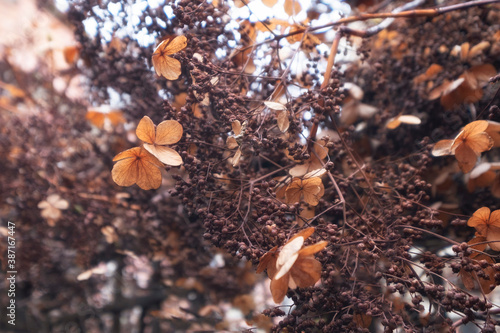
136,116 -> 183,166
38,194 -> 69,223
467,207 -> 500,251
256,227 -> 327,303
152,35 -> 187,80
285,177 -> 324,206
432,120 -> 493,173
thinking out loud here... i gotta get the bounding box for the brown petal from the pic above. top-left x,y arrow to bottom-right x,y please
466,132 -> 493,154
468,236 -> 488,254
468,41 -> 490,59
468,64 -> 496,85
155,120 -> 183,145
152,52 -> 182,80
231,120 -> 242,136
155,35 -> 188,56
112,147 -> 163,190
284,0 -> 301,16
468,207 -> 490,228
487,226 -> 500,251
489,210 -> 500,228
256,246 -> 278,274
460,269 -> 475,291
270,273 -> 290,303
386,117 -> 401,130
144,144 -> 182,166
285,178 -> 304,204
460,42 -> 470,61
298,241 -> 327,256
136,116 -> 156,144
290,256 -> 322,288
231,148 -> 242,167
226,136 -> 239,149
455,143 -> 479,173
463,120 -> 489,137
288,227 -> 315,244
431,140 -> 454,156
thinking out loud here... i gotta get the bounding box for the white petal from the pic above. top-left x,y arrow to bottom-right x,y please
398,115 -> 421,125
275,236 -> 304,280
275,253 -> 298,281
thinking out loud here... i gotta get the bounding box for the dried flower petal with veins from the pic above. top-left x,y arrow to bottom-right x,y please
467,207 -> 500,251
285,177 -> 324,206
256,227 -> 327,303
152,35 -> 187,80
432,120 -> 493,173
136,116 -> 183,166
112,147 -> 164,190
